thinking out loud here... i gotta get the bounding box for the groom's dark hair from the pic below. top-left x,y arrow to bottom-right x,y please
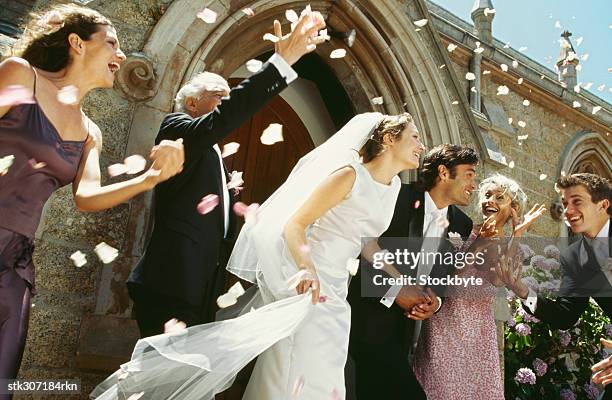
556,173 -> 611,216
418,144 -> 479,191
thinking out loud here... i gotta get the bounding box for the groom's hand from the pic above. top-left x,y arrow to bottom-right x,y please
592,338 -> 612,386
395,285 -> 426,311
405,289 -> 440,320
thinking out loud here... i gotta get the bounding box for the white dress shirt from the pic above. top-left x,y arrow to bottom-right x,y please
212,53 -> 297,238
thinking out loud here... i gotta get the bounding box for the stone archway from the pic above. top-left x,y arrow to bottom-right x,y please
554,131 -> 611,237
100,0 -> 472,316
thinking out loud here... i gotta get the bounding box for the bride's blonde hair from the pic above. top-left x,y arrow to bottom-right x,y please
359,112 -> 413,162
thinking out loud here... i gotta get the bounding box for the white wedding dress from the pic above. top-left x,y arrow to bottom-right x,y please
91,114 -> 398,400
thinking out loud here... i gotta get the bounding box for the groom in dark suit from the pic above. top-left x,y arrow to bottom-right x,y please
347,144 -> 479,399
127,15 -> 326,337
506,173 -> 611,397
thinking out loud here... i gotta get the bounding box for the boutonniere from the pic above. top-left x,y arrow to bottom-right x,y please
227,171 -> 244,196
447,232 -> 464,250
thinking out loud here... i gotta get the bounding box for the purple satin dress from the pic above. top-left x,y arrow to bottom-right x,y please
0,72 -> 86,390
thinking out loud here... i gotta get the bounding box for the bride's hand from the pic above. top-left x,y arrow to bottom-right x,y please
297,264 -> 321,304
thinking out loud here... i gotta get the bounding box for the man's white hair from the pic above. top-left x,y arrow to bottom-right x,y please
174,72 -> 230,113
478,173 -> 528,217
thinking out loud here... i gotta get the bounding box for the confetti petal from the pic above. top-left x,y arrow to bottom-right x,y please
371,96 -> 384,105
108,163 -> 128,177
414,200 -> 421,209
508,161 -> 515,169
197,8 -> 217,24
580,53 -> 589,61
346,258 -> 359,276
124,155 -> 146,175
263,33 -> 279,43
518,77 -> 524,84
127,393 -> 144,400
496,85 -> 509,95
197,194 -> 219,215
518,120 -> 526,128
233,201 -> 260,224
539,174 -> 547,181
285,9 -> 298,23
330,49 -> 347,59
465,72 -> 476,81
518,47 -> 528,53
518,134 -> 529,140
242,8 -> 255,17
508,117 -> 513,124
554,21 -> 562,29
512,60 -> 519,68
228,281 -> 246,297
217,292 -> 237,308
0,155 -> 15,175
28,158 -> 46,169
483,8 -> 495,16
0,85 -> 34,107
246,59 -> 263,73
451,100 -> 459,105
221,142 -> 240,158
483,70 -> 491,75
522,99 -> 530,106
500,64 -> 508,72
583,82 -> 593,90
94,242 -> 119,264
413,19 -> 428,27
572,101 -> 581,108
57,85 -> 79,105
164,318 -> 187,334
447,43 -> 457,52
597,84 -> 606,92
70,250 -> 87,268
261,123 -> 284,145
592,106 -> 602,115
474,47 -> 484,54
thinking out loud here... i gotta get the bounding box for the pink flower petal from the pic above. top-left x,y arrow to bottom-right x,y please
331,388 -> 341,400
28,158 -> 46,169
164,318 -> 187,334
0,85 -> 35,107
292,375 -> 305,396
197,194 -> 219,215
414,200 -> 421,209
57,85 -> 79,105
242,8 -> 255,17
319,295 -> 328,303
197,8 -> 217,24
233,201 -> 260,223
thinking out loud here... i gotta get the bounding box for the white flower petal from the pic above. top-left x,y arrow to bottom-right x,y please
263,33 -> 279,43
246,59 -> 263,73
0,155 -> 15,176
414,19 -> 428,27
592,106 -> 602,115
57,85 -> 79,105
216,292 -> 238,308
70,250 -> 87,268
496,85 -> 509,95
539,174 -> 547,181
0,85 -> 34,107
260,123 -> 284,145
508,161 -> 515,169
124,155 -> 147,175
346,258 -> 359,276
330,49 -> 347,59
572,101 -> 581,108
371,96 -> 384,105
465,72 -> 476,81
285,9 -> 298,23
518,120 -> 526,128
523,99 -> 530,106
196,8 -> 217,24
500,64 -> 508,72
447,43 -> 457,52
94,242 -> 119,264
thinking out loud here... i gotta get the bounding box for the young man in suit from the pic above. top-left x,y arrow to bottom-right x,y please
127,15 -> 326,337
347,144 -> 479,399
501,173 -> 611,398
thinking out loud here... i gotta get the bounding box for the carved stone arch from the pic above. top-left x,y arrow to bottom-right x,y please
553,131 -> 611,237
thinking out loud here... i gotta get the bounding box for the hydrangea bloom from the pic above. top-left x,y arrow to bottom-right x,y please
532,358 -> 547,376
514,368 -> 536,385
516,323 -> 532,336
560,388 -> 576,400
559,330 -> 571,347
605,324 -> 612,337
543,244 -> 561,260
583,383 -> 600,400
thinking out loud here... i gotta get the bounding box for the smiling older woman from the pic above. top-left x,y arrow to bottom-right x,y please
0,4 -> 184,388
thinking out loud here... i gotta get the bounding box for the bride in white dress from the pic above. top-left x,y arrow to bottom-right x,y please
91,112 -> 425,400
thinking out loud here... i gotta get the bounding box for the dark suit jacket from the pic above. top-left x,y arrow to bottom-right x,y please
526,221 -> 612,329
348,183 -> 473,351
128,61 -> 289,306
